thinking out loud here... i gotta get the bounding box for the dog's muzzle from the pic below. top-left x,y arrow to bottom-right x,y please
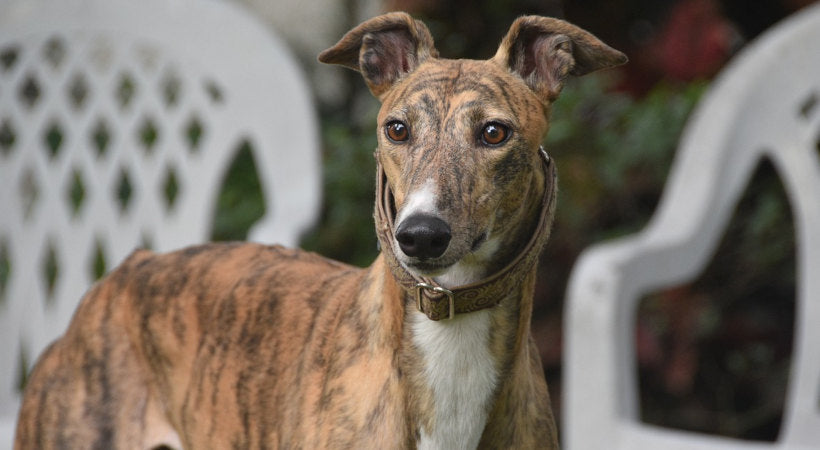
374,147 -> 557,321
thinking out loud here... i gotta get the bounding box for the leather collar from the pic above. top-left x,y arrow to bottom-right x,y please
374,147 -> 557,321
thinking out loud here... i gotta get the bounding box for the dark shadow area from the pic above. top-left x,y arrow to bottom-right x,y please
636,159 -> 795,440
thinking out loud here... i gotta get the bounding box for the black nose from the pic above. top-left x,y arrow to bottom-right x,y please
395,214 -> 451,259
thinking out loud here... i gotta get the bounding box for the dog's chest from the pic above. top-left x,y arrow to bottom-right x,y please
410,308 -> 499,450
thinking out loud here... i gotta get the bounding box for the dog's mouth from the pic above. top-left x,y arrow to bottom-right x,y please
400,259 -> 450,276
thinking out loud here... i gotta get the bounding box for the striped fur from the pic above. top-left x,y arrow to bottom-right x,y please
15,12 -> 625,449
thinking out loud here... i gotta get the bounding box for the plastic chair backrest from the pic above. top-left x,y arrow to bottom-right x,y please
0,0 -> 320,444
564,4 -> 820,449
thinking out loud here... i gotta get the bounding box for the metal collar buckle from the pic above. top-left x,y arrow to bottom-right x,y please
415,283 -> 455,320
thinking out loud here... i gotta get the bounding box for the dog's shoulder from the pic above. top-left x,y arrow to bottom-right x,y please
82,241 -> 365,330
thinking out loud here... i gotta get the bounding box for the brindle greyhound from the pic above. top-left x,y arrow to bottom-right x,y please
15,12 -> 625,449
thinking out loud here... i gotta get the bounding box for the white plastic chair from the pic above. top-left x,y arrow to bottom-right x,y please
0,0 -> 320,446
564,3 -> 820,449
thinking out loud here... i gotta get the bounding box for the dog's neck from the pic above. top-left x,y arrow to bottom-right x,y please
386,255 -> 538,449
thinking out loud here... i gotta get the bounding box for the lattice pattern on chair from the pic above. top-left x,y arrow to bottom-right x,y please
0,31 -> 234,399
0,0 -> 321,435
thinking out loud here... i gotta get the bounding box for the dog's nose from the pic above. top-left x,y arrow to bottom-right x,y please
396,214 -> 451,259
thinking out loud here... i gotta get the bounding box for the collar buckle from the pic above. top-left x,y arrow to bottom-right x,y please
415,283 -> 455,320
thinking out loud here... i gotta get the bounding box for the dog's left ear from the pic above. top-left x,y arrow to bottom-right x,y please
319,12 -> 438,99
493,16 -> 627,103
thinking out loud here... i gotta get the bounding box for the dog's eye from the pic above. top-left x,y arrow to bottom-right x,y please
385,121 -> 409,143
480,123 -> 509,146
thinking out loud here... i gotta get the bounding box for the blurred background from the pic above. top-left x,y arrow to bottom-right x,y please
213,0 -> 816,442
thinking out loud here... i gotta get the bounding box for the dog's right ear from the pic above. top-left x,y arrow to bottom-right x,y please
318,12 -> 438,99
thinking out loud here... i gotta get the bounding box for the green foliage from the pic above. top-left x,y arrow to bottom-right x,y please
531,76 -> 708,334
546,75 -> 707,242
210,140 -> 265,242
299,107 -> 381,267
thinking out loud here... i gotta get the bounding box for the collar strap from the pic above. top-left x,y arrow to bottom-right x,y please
374,147 -> 557,321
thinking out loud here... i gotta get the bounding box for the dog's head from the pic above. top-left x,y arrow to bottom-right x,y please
320,13 -> 625,286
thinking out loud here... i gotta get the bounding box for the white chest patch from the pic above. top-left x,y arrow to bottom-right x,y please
411,308 -> 498,450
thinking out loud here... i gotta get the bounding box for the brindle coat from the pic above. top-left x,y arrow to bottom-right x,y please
15,12 -> 625,449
